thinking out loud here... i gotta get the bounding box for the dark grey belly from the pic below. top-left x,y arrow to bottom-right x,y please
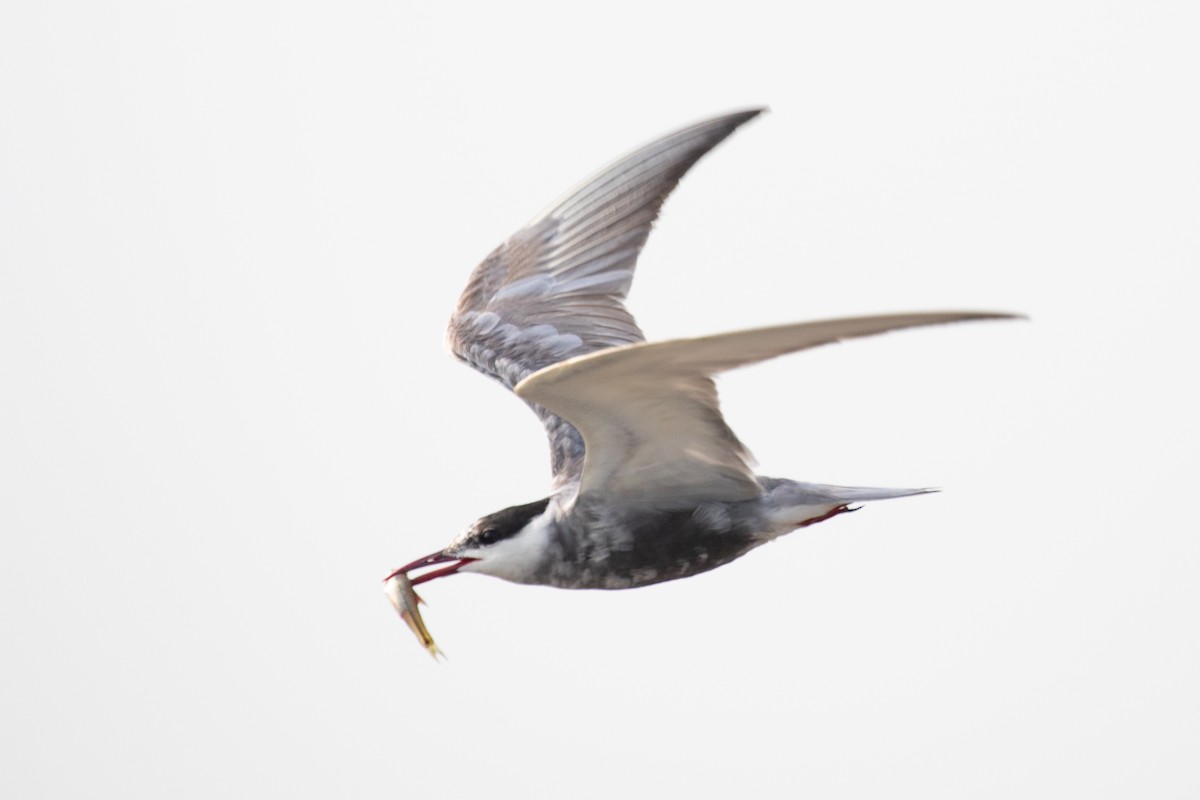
541,507 -> 762,590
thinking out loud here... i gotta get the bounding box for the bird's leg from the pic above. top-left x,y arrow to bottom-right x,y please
797,503 -> 856,528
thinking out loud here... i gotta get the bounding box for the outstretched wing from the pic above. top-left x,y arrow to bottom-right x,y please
447,109 -> 764,485
515,312 -> 1020,509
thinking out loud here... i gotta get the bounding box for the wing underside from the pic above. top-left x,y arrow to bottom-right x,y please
516,312 -> 1019,508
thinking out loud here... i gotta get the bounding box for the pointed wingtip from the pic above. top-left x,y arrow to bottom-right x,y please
734,106 -> 769,119
938,311 -> 1026,323
722,106 -> 768,128
680,107 -> 768,139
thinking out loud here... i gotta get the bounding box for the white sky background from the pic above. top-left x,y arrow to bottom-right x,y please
2,1 -> 1197,797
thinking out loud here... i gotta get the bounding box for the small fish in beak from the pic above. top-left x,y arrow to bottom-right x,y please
383,571 -> 443,659
383,551 -> 477,658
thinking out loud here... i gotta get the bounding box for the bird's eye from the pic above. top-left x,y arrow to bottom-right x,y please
478,528 -> 501,545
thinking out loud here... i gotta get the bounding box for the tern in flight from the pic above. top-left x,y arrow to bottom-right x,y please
385,108 -> 1016,629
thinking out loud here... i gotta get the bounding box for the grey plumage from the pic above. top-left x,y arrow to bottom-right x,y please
390,109 -> 1019,597
447,110 -> 764,485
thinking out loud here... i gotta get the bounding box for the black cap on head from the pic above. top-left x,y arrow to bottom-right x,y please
468,497 -> 551,547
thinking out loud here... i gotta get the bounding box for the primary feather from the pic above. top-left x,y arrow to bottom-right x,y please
447,109 -> 766,484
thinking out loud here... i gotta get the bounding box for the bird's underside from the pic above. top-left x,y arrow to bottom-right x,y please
386,108 -> 1018,653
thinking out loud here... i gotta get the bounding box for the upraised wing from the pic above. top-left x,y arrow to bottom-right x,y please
515,312 -> 1019,509
447,109 -> 764,484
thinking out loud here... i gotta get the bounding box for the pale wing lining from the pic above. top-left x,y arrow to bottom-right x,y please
516,312 -> 1021,508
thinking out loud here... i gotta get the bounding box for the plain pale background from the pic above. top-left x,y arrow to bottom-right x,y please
2,1 -> 1197,798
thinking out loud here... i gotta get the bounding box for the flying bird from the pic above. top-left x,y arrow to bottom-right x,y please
385,109 -> 1016,654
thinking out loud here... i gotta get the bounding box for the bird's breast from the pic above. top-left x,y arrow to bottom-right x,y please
539,506 -> 761,589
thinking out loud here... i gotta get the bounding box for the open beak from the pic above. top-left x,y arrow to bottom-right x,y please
384,551 -> 478,586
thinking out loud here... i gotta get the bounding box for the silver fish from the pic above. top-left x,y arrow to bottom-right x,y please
383,572 -> 444,660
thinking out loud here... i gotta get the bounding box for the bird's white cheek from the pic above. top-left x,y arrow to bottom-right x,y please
468,544 -> 540,581
462,519 -> 554,583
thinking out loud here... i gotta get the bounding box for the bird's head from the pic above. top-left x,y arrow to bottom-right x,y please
386,497 -> 553,587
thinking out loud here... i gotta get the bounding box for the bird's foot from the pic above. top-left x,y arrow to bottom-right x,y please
797,503 -> 857,528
